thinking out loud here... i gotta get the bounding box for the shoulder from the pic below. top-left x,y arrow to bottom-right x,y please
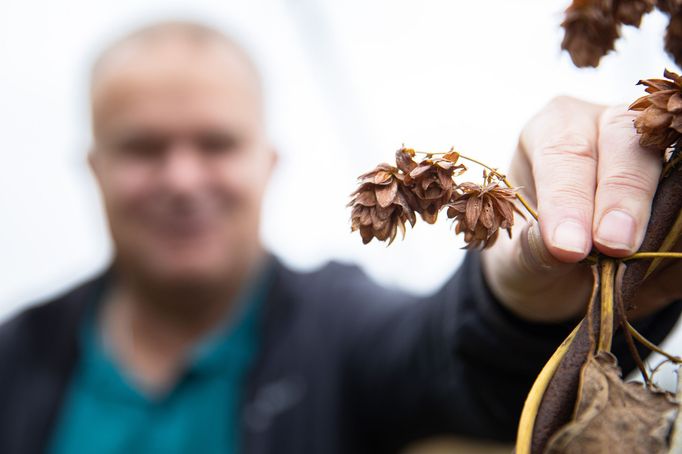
272,256 -> 413,311
0,271 -> 107,365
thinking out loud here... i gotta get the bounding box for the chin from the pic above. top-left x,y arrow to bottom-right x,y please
122,246 -> 236,289
160,255 -> 234,284
114,229 -> 250,287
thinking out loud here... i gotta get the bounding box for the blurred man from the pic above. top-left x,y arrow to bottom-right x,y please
0,21 -> 680,454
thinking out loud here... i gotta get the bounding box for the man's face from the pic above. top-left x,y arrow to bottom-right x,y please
89,41 -> 275,286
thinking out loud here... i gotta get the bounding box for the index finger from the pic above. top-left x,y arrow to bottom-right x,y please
520,96 -> 604,263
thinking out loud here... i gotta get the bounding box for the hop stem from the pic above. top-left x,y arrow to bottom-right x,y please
643,208 -> 682,279
625,320 -> 682,364
413,150 -> 540,221
598,259 -> 616,353
623,251 -> 682,261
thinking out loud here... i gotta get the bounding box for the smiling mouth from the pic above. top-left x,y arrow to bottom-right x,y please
146,215 -> 217,237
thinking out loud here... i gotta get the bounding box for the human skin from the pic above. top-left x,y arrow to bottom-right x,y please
88,26 -> 277,390
482,96 -> 682,323
90,33 -> 274,292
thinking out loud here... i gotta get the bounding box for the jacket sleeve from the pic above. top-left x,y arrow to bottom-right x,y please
342,250 -> 682,450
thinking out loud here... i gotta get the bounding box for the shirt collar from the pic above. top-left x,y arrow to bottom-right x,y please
79,255 -> 275,402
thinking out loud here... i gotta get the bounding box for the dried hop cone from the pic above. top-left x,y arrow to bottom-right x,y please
401,149 -> 465,224
614,0 -> 655,26
666,12 -> 682,68
561,0 -> 620,68
629,69 -> 682,150
656,0 -> 682,15
446,182 -> 519,249
348,163 -> 417,244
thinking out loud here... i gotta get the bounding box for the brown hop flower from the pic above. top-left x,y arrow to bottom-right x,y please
405,151 -> 465,224
665,12 -> 682,68
629,69 -> 682,150
446,182 -> 519,249
561,0 -> 620,68
614,0 -> 655,26
348,164 -> 417,244
656,0 -> 682,14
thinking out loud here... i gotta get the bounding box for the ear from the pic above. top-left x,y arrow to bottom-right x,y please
268,145 -> 279,176
261,144 -> 278,183
88,146 -> 102,182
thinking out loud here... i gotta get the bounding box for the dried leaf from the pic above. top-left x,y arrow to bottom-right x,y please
544,352 -> 677,454
668,364 -> 682,452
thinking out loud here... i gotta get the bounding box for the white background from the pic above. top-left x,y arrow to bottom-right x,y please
1,0 -> 680,386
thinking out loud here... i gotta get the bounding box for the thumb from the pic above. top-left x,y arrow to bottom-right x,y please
519,221 -> 570,274
482,219 -> 592,322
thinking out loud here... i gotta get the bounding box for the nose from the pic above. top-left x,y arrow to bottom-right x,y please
159,142 -> 207,196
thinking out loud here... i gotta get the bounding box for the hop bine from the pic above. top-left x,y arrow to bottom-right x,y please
514,71 -> 682,454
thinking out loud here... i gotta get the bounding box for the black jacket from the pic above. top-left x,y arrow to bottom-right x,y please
0,251 -> 680,454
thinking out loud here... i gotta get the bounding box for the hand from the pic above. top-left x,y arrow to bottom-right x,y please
481,96 -> 682,322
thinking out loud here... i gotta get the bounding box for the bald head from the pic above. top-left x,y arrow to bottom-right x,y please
93,22 -> 260,84
90,21 -> 263,140
87,21 -> 276,288
91,21 -> 262,92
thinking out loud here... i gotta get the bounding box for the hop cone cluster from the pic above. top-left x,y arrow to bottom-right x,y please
349,148 -> 521,249
629,69 -> 682,150
560,0 -> 675,68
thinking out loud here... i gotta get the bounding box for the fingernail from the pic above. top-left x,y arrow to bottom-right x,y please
552,220 -> 588,254
596,210 -> 636,252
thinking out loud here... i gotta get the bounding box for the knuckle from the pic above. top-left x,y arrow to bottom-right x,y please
599,169 -> 656,199
545,95 -> 576,111
544,96 -> 601,116
600,107 -> 639,135
537,134 -> 595,162
546,182 -> 594,209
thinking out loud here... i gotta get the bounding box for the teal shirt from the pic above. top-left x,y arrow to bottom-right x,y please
48,269 -> 269,454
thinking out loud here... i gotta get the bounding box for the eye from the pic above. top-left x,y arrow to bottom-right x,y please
115,135 -> 168,159
195,131 -> 240,155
